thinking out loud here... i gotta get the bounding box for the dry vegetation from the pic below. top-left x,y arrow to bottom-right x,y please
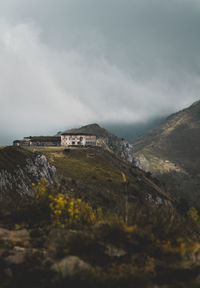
133,100 -> 200,207
1,177 -> 200,288
1,146 -> 200,287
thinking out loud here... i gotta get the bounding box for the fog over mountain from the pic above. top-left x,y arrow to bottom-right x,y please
1,0 -> 200,144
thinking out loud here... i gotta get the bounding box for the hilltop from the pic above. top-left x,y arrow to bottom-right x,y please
59,123 -> 134,163
133,100 -> 200,207
62,123 -> 110,137
0,145 -> 171,210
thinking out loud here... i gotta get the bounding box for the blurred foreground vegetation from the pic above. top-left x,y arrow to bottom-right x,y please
1,179 -> 200,287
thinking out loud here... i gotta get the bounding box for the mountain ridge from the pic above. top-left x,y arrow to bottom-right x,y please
133,99 -> 200,206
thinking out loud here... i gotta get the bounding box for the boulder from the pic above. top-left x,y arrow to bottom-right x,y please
51,256 -> 91,278
0,227 -> 30,246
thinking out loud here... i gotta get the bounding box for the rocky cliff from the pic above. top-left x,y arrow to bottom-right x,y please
0,146 -> 56,197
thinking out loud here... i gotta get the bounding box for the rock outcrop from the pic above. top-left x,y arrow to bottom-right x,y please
0,146 -> 56,197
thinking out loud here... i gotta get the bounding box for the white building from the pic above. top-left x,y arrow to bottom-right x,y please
61,133 -> 97,147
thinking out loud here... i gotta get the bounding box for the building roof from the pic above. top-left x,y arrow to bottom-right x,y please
61,133 -> 96,136
25,136 -> 61,142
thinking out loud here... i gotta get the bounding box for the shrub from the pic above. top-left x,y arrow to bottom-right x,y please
187,207 -> 199,223
33,178 -> 102,227
49,193 -> 101,226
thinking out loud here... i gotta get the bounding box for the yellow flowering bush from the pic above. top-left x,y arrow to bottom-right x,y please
162,237 -> 200,262
32,178 -> 102,227
32,178 -> 49,197
187,207 -> 199,223
49,193 -> 100,226
162,239 -> 186,257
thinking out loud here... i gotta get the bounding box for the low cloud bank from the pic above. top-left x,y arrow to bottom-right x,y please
0,0 -> 200,143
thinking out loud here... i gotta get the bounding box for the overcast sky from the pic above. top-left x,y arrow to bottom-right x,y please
0,0 -> 200,143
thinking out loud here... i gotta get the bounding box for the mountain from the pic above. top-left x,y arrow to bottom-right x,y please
133,100 -> 200,207
0,146 -> 56,197
1,143 -> 200,287
62,123 -> 109,137
0,145 -> 171,210
102,117 -> 165,142
60,123 -> 134,163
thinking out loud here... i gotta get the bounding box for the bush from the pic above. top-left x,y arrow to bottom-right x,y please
33,178 -> 102,227
49,193 -> 102,227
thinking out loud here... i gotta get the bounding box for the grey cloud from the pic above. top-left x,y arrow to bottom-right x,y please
0,0 -> 200,144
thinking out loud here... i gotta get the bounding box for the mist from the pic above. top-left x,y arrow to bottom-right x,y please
0,1 -> 200,144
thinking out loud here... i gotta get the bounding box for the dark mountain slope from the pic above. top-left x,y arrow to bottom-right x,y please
133,100 -> 200,206
64,123 -> 109,137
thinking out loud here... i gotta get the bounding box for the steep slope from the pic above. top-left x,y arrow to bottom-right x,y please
133,100 -> 200,206
2,146 -> 200,288
0,146 -> 56,196
60,123 -> 134,163
36,146 -> 172,214
0,146 -> 171,209
4,147 -> 200,288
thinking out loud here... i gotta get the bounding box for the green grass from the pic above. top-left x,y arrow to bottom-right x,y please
43,148 -> 123,184
0,145 -> 171,212
0,146 -> 35,172
24,146 -> 168,203
26,146 -> 65,153
24,146 -> 124,184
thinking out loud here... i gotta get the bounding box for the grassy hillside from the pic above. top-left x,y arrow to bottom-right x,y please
25,146 -> 171,213
0,146 -> 35,172
133,100 -> 200,206
1,146 -> 200,287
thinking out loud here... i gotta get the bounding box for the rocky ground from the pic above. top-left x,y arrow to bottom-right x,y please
1,217 -> 200,288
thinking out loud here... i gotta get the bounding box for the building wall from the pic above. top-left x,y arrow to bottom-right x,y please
61,135 -> 96,147
13,140 -> 31,146
13,135 -> 96,147
13,139 -> 60,147
29,141 -> 60,147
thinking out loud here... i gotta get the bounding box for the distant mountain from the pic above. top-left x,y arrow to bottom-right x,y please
102,117 -> 165,142
62,123 -> 109,137
133,100 -> 200,207
59,123 -> 134,163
